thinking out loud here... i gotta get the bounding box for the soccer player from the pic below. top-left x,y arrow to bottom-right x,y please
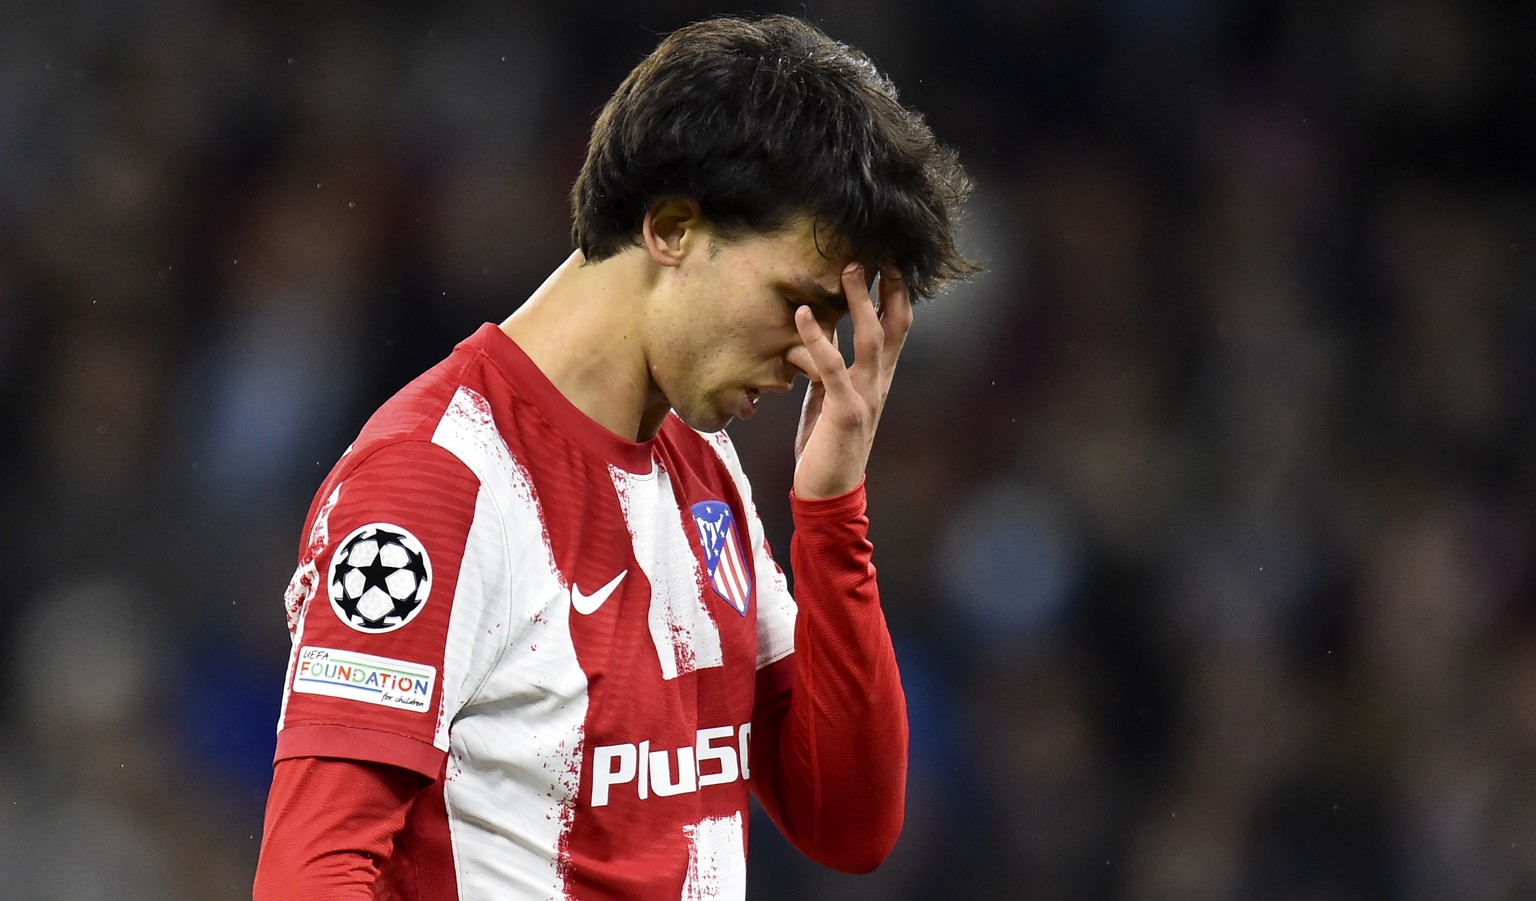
253,14 -> 975,900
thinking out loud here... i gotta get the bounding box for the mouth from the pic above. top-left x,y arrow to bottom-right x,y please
734,383 -> 792,421
737,388 -> 762,421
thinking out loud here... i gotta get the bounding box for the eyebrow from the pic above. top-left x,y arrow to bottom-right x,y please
787,277 -> 849,312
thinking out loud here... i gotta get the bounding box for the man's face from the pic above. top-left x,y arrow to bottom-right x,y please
644,217 -> 850,433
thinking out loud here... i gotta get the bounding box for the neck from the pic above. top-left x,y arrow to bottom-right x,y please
500,250 -> 667,441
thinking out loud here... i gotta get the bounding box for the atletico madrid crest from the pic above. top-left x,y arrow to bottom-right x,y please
691,500 -> 752,615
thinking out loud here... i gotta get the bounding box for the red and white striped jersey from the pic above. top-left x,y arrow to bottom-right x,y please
274,323 -> 801,899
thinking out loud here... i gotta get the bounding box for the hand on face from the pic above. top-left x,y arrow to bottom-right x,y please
787,262 -> 913,500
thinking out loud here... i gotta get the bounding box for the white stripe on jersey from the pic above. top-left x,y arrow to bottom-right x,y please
681,812 -> 747,900
609,462 -> 726,680
433,387 -> 588,899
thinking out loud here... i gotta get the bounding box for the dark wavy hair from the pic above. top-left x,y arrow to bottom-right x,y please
570,15 -> 978,299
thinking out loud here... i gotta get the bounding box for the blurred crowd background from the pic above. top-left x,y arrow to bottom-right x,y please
2,0 -> 1534,898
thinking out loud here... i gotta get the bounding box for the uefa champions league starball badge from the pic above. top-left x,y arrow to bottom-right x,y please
327,523 -> 433,633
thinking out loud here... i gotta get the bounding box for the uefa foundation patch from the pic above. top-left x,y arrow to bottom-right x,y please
328,523 -> 433,632
293,646 -> 436,713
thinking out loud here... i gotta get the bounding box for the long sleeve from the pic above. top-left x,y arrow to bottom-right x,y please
253,757 -> 427,900
749,480 -> 908,873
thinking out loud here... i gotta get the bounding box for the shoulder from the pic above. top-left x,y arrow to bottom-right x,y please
342,436 -> 475,482
355,342 -> 489,450
343,329 -> 531,493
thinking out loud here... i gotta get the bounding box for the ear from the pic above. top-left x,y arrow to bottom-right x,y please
641,197 -> 705,268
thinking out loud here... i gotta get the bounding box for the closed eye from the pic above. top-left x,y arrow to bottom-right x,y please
787,298 -> 844,333
784,277 -> 849,315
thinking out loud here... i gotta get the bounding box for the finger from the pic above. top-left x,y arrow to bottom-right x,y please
841,263 -> 884,374
876,268 -> 913,365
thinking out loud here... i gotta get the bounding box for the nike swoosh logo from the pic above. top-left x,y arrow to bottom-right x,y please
571,570 -> 627,615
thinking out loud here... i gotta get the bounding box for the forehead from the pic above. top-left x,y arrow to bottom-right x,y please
728,216 -> 847,286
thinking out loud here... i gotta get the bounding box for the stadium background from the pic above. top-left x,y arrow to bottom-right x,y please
2,0 -> 1534,897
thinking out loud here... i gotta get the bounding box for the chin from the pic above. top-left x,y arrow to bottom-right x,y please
673,405 -> 732,434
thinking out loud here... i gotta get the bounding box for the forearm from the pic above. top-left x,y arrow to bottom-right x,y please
756,480 -> 908,872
